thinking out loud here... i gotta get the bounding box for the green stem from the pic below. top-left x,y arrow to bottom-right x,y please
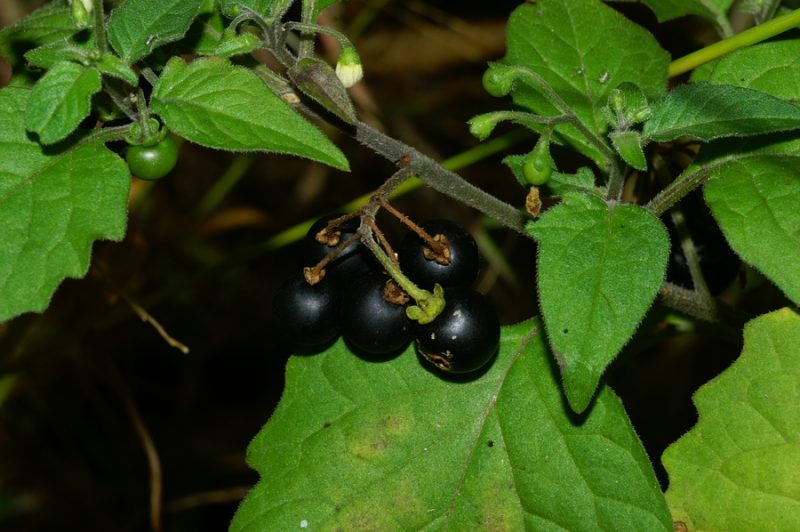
668,7 -> 800,78
508,65 -> 616,166
646,165 -> 713,217
298,0 -> 317,59
604,157 -> 626,201
354,122 -> 529,235
91,0 -> 108,53
283,21 -> 353,51
361,232 -> 445,324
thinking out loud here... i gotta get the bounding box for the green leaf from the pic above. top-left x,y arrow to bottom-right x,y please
0,2 -> 79,67
708,40 -> 800,101
151,57 -> 349,170
231,321 -> 671,531
503,0 -> 668,166
704,155 -> 800,305
663,308 -> 800,531
107,0 -> 201,64
527,193 -> 669,413
0,87 -> 130,323
619,0 -> 733,34
643,83 -> 800,143
23,41 -> 91,69
24,61 -> 101,145
610,130 -> 647,171
94,54 -> 139,85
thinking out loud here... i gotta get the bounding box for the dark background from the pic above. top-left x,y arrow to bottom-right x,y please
0,1 -> 789,530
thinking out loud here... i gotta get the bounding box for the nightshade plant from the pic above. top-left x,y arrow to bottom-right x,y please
1,0 -> 800,530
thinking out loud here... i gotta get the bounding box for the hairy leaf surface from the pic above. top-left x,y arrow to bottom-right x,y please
663,308 -> 800,530
151,57 -> 349,170
704,156 -> 800,305
643,83 -> 800,142
503,0 -> 668,166
108,0 -> 200,63
0,1 -> 78,67
708,40 -> 800,101
24,61 -> 101,145
231,322 -> 671,531
527,193 -> 669,413
0,87 -> 130,323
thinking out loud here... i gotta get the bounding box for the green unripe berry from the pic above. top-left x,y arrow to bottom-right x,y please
522,138 -> 553,186
126,137 -> 179,181
482,66 -> 514,97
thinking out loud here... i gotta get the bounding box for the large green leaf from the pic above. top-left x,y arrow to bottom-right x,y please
24,61 -> 101,145
704,155 -> 800,305
151,57 -> 349,170
663,308 -> 800,531
0,1 -> 78,67
527,193 -> 669,413
231,321 -> 671,531
708,40 -> 800,101
0,87 -> 130,323
503,0 -> 668,166
643,83 -> 800,143
107,0 -> 201,64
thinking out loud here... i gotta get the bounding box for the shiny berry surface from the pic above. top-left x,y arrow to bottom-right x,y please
273,273 -> 339,348
398,219 -> 479,289
416,288 -> 500,374
340,274 -> 412,357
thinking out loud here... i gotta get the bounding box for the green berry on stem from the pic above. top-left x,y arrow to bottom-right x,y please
126,136 -> 179,181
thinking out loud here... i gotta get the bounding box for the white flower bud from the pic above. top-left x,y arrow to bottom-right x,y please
335,47 -> 363,88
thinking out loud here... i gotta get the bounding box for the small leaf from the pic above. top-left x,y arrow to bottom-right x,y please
0,2 -> 79,67
0,87 -> 130,323
643,83 -> 800,143
24,41 -> 91,69
663,308 -> 800,530
527,193 -> 669,412
704,155 -> 800,305
212,31 -> 261,58
231,321 -> 672,531
94,54 -> 139,85
107,0 -> 201,64
151,57 -> 349,170
610,130 -> 647,171
503,0 -> 668,166
708,40 -> 800,101
24,61 -> 101,145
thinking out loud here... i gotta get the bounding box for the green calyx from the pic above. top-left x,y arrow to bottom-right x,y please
405,284 -> 446,325
362,230 -> 446,324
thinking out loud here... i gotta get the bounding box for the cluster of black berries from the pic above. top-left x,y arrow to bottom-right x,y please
274,214 -> 501,374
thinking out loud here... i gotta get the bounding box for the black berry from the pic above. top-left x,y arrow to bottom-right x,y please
304,213 -> 371,281
398,219 -> 480,289
273,273 -> 340,348
340,273 -> 412,357
416,288 -> 500,374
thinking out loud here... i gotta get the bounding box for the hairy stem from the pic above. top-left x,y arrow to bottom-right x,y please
91,0 -> 108,53
353,122 -> 528,235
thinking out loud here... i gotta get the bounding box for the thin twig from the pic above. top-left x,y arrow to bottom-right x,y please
164,486 -> 251,513
94,267 -> 190,354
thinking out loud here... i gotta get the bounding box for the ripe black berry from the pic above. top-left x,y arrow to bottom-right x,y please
398,219 -> 480,289
304,213 -> 371,281
340,273 -> 412,357
273,273 -> 340,348
416,288 -> 500,374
